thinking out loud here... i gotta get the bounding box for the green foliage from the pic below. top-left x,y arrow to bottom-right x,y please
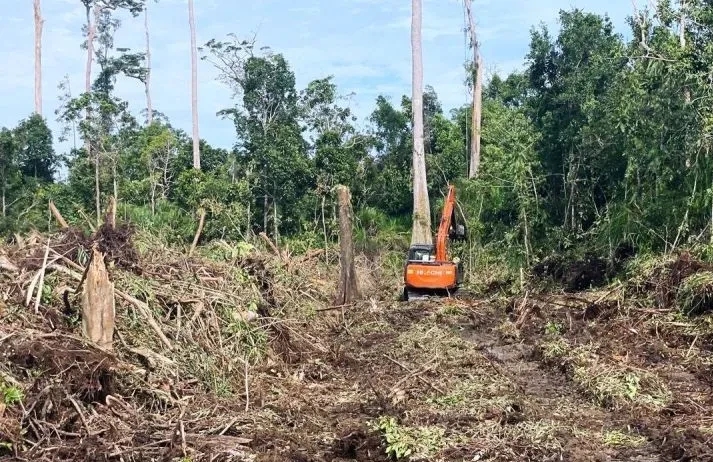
369,416 -> 446,460
7,3 -> 713,271
1,382 -> 23,406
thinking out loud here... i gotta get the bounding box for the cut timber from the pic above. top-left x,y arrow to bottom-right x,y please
259,232 -> 285,261
334,185 -> 360,306
49,201 -> 69,229
0,255 -> 18,273
81,247 -> 115,351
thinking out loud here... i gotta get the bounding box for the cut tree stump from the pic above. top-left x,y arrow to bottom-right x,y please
334,185 -> 359,306
81,246 -> 115,351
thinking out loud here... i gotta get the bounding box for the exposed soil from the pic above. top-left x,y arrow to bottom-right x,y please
2,235 -> 713,461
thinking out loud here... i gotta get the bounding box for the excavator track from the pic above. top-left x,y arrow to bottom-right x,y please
402,287 -> 479,302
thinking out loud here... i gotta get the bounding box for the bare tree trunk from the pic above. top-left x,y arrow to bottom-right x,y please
410,0 -> 432,246
334,185 -> 359,306
188,0 -> 200,170
189,208 -> 206,257
33,0 -> 43,115
144,4 -> 153,125
465,0 -> 483,178
680,0 -> 686,48
85,4 -> 98,110
86,5 -> 101,225
263,194 -> 268,233
112,154 -> 118,204
273,200 -> 279,245
680,0 -> 691,103
473,53 -> 483,173
95,144 -> 101,226
81,247 -> 115,351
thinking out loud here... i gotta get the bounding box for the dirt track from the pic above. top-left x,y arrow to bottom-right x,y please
250,294 -> 713,461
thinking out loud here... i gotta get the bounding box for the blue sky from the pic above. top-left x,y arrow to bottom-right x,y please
1,0 -> 632,157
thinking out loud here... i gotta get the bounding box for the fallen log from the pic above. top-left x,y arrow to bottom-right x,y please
49,201 -> 69,229
0,255 -> 18,273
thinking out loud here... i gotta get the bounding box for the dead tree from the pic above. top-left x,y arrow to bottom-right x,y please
410,0 -> 432,245
465,0 -> 482,178
144,3 -> 153,125
334,185 -> 359,306
81,246 -> 115,351
188,0 -> 201,169
34,0 -> 43,115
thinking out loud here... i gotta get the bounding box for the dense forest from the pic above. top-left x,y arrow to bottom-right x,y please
2,2 -> 711,267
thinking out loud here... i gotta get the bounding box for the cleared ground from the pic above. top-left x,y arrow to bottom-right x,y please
1,229 -> 712,461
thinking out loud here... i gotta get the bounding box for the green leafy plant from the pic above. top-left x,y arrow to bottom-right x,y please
545,321 -> 562,336
369,416 -> 445,460
1,383 -> 23,406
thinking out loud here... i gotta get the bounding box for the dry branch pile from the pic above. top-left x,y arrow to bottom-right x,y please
0,223 -> 391,461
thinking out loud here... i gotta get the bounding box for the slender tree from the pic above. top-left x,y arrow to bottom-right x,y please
33,0 -> 43,115
144,2 -> 153,125
465,0 -> 482,178
83,1 -> 101,222
410,0 -> 432,245
188,0 -> 200,169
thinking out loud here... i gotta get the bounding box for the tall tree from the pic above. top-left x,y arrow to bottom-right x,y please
72,0 -> 145,222
188,0 -> 200,169
144,1 -> 153,124
465,0 -> 482,178
34,0 -> 43,115
410,0 -> 432,245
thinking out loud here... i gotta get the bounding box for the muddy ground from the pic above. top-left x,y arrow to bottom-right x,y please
1,232 -> 713,461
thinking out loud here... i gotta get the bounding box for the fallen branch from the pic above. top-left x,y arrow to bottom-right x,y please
383,355 -> 444,394
259,232 -> 284,261
0,255 -> 19,273
129,347 -> 176,369
116,290 -> 173,350
188,208 -> 206,257
26,255 -> 61,307
49,201 -> 69,229
33,237 -> 51,314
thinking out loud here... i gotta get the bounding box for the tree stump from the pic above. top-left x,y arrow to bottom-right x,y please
334,185 -> 360,306
81,246 -> 115,350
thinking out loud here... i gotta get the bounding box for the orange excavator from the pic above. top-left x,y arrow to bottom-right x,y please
402,184 -> 466,301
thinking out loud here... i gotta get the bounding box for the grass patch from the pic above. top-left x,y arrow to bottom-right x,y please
538,340 -> 671,410
426,378 -> 512,413
677,271 -> 713,315
602,429 -> 647,448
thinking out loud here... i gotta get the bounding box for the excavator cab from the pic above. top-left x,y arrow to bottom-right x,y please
402,185 -> 466,301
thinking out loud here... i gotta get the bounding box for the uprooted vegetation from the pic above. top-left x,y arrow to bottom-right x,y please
3,228 -> 713,460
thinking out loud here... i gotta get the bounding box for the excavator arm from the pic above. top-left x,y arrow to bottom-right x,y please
435,185 -> 465,261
